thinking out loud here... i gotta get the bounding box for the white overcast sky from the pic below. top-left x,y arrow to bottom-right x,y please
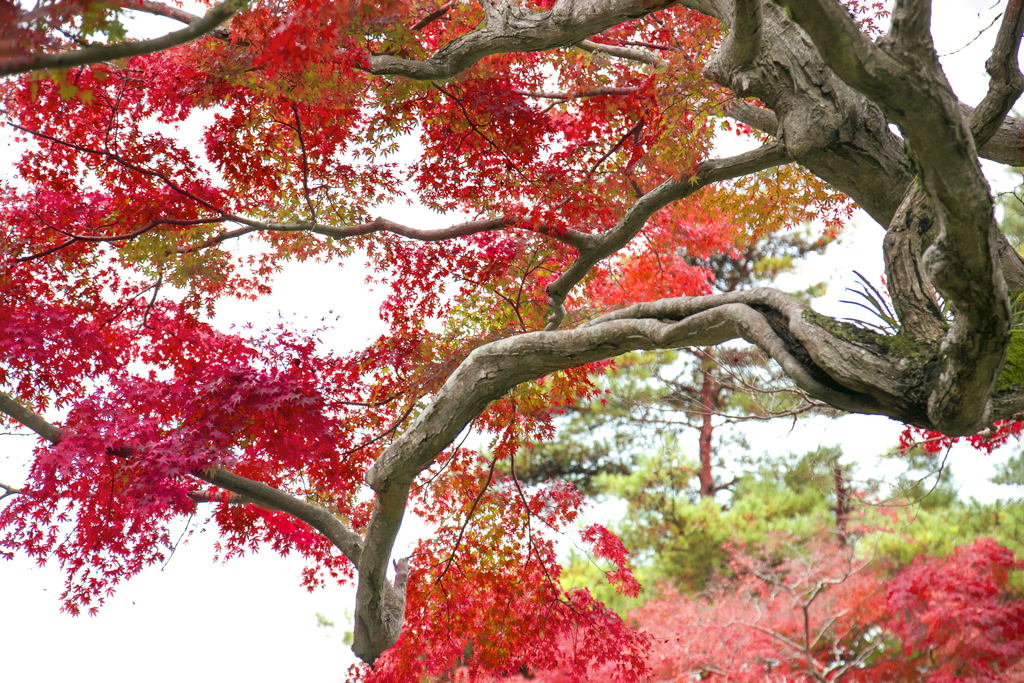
2,2 -> 1023,681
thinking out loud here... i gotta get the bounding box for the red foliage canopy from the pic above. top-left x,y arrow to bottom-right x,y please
0,0 -> 877,679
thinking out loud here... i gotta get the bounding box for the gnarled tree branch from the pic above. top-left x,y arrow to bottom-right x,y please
779,0 -> 1011,435
11,0 -> 1024,670
967,0 -> 1024,148
354,285 -> 914,662
366,0 -> 725,80
703,0 -> 762,84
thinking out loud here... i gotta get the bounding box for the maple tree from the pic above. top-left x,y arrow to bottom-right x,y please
469,528 -> 1024,682
630,534 -> 1024,683
4,0 -> 1024,679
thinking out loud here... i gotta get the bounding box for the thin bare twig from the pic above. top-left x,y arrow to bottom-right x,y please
291,103 -> 319,223
433,454 -> 498,583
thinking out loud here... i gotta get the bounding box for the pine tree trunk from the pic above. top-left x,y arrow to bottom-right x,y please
697,367 -> 716,499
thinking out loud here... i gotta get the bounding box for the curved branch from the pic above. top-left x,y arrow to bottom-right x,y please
702,0 -> 762,81
882,188 -> 947,340
8,265 -> 1024,667
0,0 -> 244,76
123,0 -> 229,40
195,468 -> 364,566
544,140 -> 793,329
967,0 -> 1024,148
353,286 -> 891,664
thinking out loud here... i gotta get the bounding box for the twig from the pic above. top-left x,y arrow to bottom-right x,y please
433,455 -> 498,583
291,103 -> 318,223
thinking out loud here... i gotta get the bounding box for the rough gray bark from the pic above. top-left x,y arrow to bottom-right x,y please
775,0 -> 1018,435
366,0 -> 726,80
7,0 -> 1024,668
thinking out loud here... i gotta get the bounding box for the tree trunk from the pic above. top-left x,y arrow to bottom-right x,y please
833,463 -> 850,546
697,366 -> 716,499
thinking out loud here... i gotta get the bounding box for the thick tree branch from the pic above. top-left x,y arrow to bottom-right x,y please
544,141 -> 793,329
779,0 -> 1010,435
885,0 -> 932,50
9,1 -> 1024,667
10,250 -> 1024,665
352,285 -> 907,663
351,273 -> 1024,661
724,101 -> 778,136
882,188 -> 947,340
367,0 -> 725,80
703,3 -> 916,229
195,468 -> 364,566
731,0 -> 764,64
0,0 -> 244,76
712,5 -> 1022,349
887,21 -> 1024,338
703,0 -> 763,81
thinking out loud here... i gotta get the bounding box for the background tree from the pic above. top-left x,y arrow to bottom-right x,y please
631,534 -> 1024,683
554,445 -> 858,614
514,227 -> 832,500
4,0 -> 1024,679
